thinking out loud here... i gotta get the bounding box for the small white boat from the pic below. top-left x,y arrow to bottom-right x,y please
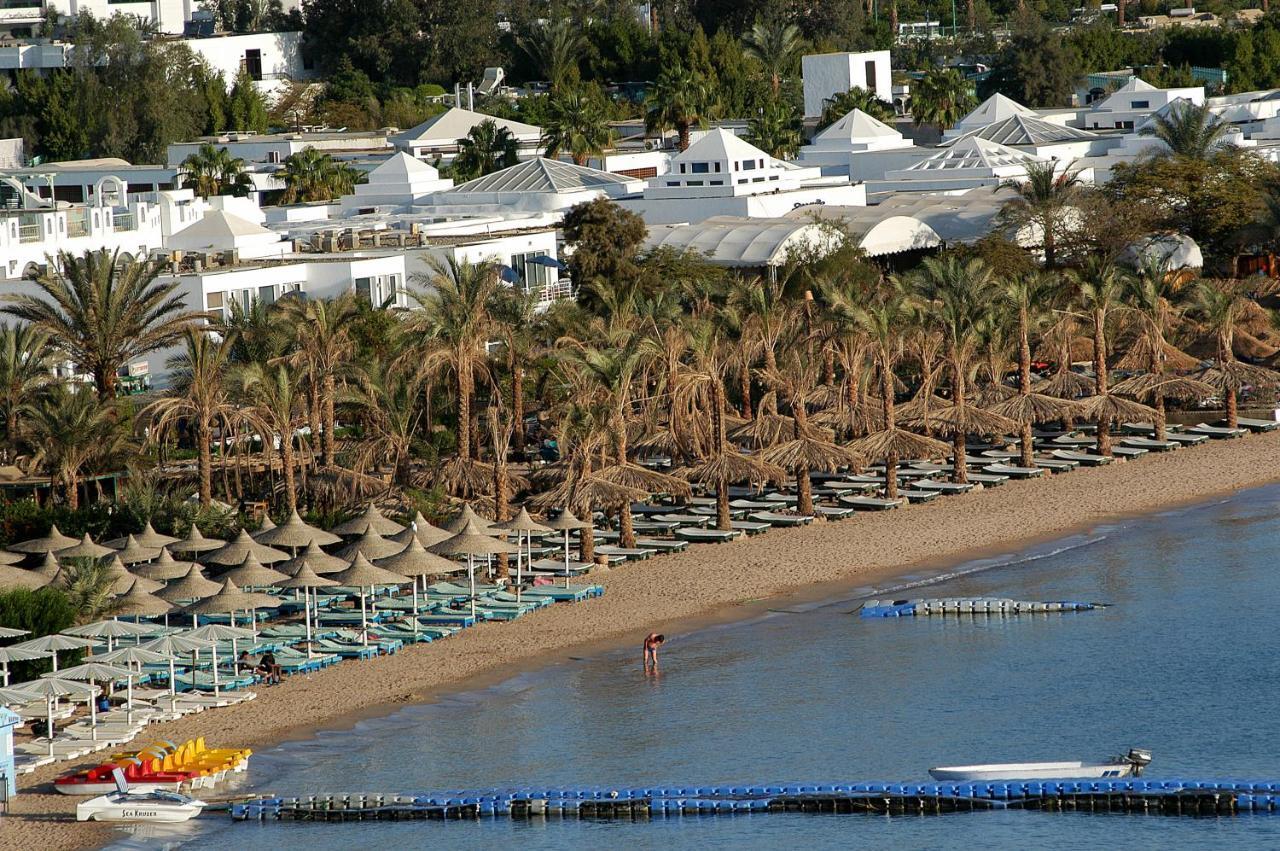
929,748 -> 1151,781
75,768 -> 207,822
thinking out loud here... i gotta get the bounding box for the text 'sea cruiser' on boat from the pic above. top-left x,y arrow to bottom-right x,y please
928,748 -> 1152,781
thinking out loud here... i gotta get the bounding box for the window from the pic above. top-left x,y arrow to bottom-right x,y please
267,151 -> 281,164
741,160 -> 756,171
709,180 -> 723,186
244,49 -> 263,82
258,285 -> 276,306
667,180 -> 680,187
206,292 -> 224,311
679,163 -> 686,174
690,162 -> 710,174
714,162 -> 721,173
1131,100 -> 1149,109
687,180 -> 703,186
510,252 -> 554,293
865,60 -> 878,93
355,276 -> 373,302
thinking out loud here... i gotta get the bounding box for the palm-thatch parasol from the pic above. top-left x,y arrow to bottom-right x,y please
280,541 -> 349,576
762,431 -> 867,513
117,565 -> 163,596
1073,393 -> 1159,455
0,565 -> 46,591
375,538 -> 462,631
111,579 -> 176,619
490,506 -> 551,597
98,555 -> 143,595
182,577 -> 278,626
32,552 -> 61,582
156,565 -> 221,604
334,527 -> 404,562
216,552 -> 290,588
105,521 -> 179,550
9,524 -> 76,554
429,520 -> 513,616
895,391 -> 952,422
56,534 -> 113,561
113,535 -> 161,565
390,513 -> 451,549
848,427 -> 951,499
1034,370 -> 1096,399
274,562 -> 340,658
681,446 -> 786,530
203,529 -> 289,567
330,554 -> 410,645
255,509 -> 341,549
1112,373 -> 1216,440
170,525 -> 224,555
130,548 -> 195,581
443,504 -> 495,534
989,392 -> 1079,467
329,503 -> 405,537
0,550 -> 23,566
435,456 -> 500,500
251,515 -> 277,538
900,403 -> 1020,483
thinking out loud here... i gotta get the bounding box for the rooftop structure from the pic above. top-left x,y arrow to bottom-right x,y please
166,210 -> 288,261
643,217 -> 843,271
431,157 -> 642,213
798,109 -> 912,174
338,153 -> 453,211
391,108 -> 542,161
944,94 -> 1037,141
801,51 -> 892,118
1084,78 -> 1205,131
870,137 -> 1050,195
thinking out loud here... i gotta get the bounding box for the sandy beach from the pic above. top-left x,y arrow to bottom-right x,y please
8,431 -> 1280,850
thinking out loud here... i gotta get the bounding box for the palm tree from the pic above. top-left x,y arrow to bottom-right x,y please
1139,101 -> 1230,160
409,258 -> 501,495
517,16 -> 585,92
277,294 -> 358,468
911,67 -> 976,130
541,85 -> 612,166
278,147 -> 363,204
746,97 -> 802,160
345,358 -> 426,488
999,160 -> 1081,268
0,322 -> 56,461
240,363 -> 307,512
452,120 -> 520,181
817,88 -> 896,129
140,328 -> 244,507
1191,280 -> 1277,428
26,386 -> 130,508
742,20 -> 804,96
3,249 -> 208,400
645,61 -> 715,152
57,559 -> 118,622
488,286 -> 541,455
178,143 -> 254,198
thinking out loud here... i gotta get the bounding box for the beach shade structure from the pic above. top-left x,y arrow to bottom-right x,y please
329,503 -> 405,537
1110,374 -> 1216,442
492,507 -> 550,600
443,504 -> 495,534
130,548 -> 196,581
183,578 -> 278,629
203,529 -> 289,567
0,564 -> 47,591
1035,369 -> 1096,400
0,645 -> 51,687
335,527 -> 404,563
375,537 -> 462,631
170,525 -> 225,556
0,549 -> 24,566
275,562 -> 340,658
10,633 -> 95,673
63,619 -> 154,654
112,535 -> 162,566
9,524 -> 77,554
105,521 -> 179,550
430,520 -> 513,617
0,685 -> 39,707
0,626 -> 29,639
94,646 -> 171,721
988,392 -> 1079,468
141,633 -> 215,702
255,509 -> 341,549
848,428 -> 951,500
280,541 -> 348,576
330,554 -> 410,646
97,554 -> 158,595
55,533 -> 114,561
44,662 -> 133,738
251,515 -> 277,538
111,579 -> 176,619
216,552 -> 290,589
32,552 -> 62,583
1073,393 -> 1158,456
11,676 -> 97,756
540,509 -> 591,586
900,403 -> 1020,484
156,565 -> 222,605
397,511 -> 452,547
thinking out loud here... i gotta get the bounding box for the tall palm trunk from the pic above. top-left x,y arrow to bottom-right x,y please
322,374 -> 336,466
711,379 -> 732,531
880,351 -> 900,501
614,417 -> 637,548
677,121 -> 692,152
197,419 -> 213,506
1017,305 -> 1035,470
457,356 -> 473,462
309,381 -> 322,457
512,363 -> 525,456
967,0 -> 976,29
1225,385 -> 1239,429
93,366 -> 116,402
1153,390 -> 1167,443
281,433 -> 297,512
494,459 -> 510,579
739,366 -> 753,419
950,349 -> 968,485
792,392 -> 814,516
1093,307 -> 1112,456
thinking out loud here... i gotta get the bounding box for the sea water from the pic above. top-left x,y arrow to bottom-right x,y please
144,484 -> 1280,849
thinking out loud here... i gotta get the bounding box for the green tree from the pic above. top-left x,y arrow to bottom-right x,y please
25,387 -> 131,508
817,87 -> 895,129
228,67 -> 269,133
742,19 -> 805,96
178,143 -> 255,198
998,159 -> 1082,268
746,96 -> 802,159
562,199 -> 649,307
56,558 -> 118,622
240,363 -> 306,512
0,323 -> 56,462
2,250 -> 207,400
278,147 -> 363,203
1139,100 -> 1231,160
452,120 -> 519,182
517,16 -> 585,91
541,84 -> 612,166
911,67 -> 976,129
984,19 -> 1081,107
645,61 -> 715,151
0,587 -> 76,676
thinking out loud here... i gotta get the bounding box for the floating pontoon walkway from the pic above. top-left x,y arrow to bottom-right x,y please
229,778 -> 1280,822
859,598 -> 1102,617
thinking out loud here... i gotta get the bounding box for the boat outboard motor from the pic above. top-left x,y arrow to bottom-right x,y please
1125,748 -> 1153,776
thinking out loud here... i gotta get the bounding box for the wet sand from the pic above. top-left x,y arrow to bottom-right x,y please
8,431 -> 1280,850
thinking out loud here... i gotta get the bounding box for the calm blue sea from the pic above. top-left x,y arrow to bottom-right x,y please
118,484 -> 1280,850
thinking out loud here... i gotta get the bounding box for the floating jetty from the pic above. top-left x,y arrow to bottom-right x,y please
859,598 -> 1101,618
228,778 -> 1280,822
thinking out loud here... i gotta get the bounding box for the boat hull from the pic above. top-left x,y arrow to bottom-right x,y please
76,793 -> 206,822
929,761 -> 1135,781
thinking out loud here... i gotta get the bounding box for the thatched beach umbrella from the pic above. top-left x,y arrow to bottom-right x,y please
112,579 -> 176,620
430,520 -> 512,618
443,504 -> 494,534
275,562 -> 340,658
9,524 -> 76,554
594,463 -> 691,547
105,522 -> 179,550
491,507 -> 550,598
32,553 -> 61,583
330,503 -> 404,537
56,534 -> 113,561
204,529 -> 288,567
988,392 -> 1078,468
330,554 -> 409,646
392,512 -> 452,548
131,548 -> 195,581
901,403 -> 1019,484
216,552 -> 290,589
681,449 -> 785,531
0,550 -> 24,566
156,565 -> 221,604
848,428 -> 951,499
1111,373 -> 1215,442
537,508 -> 592,584
1073,393 -> 1158,456
335,527 -> 403,562
280,541 -> 349,576
0,645 -> 50,686
376,537 -> 462,629
761,431 -> 865,516
45,661 -> 133,738
251,516 -> 276,538
10,633 -> 95,673
255,509 -> 341,549
0,565 -> 46,591
113,535 -> 161,566
171,525 -> 224,556
1035,369 -> 1096,400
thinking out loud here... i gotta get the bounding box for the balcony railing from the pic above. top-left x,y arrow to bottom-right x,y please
537,278 -> 573,303
17,215 -> 40,243
111,212 -> 135,232
66,210 -> 88,238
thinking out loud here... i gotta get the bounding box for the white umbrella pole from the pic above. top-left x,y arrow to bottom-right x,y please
360,589 -> 368,647
411,582 -> 419,636
211,643 -> 220,697
563,531 -> 570,586
89,681 -> 97,741
46,696 -> 54,757
2,661 -> 7,687
304,586 -> 313,659
168,656 -> 177,705
516,531 -> 523,603
51,650 -> 58,673
126,674 -> 133,725
468,555 -> 476,619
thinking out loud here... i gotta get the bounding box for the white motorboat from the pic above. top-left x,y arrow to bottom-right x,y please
75,769 -> 207,822
929,748 -> 1152,782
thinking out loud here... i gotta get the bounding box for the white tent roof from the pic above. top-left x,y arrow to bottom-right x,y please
945,114 -> 1099,147
447,158 -> 638,195
813,109 -> 904,145
954,93 -> 1036,133
168,210 -> 281,251
674,129 -> 774,166
643,216 -> 838,266
783,206 -> 943,254
1120,233 -> 1203,271
903,137 -> 1044,172
391,108 -> 541,147
365,152 -> 443,186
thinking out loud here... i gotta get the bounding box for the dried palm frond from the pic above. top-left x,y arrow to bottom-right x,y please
900,403 -> 1019,437
526,474 -> 647,513
988,392 -> 1077,425
681,447 -> 785,487
896,392 -> 952,421
849,428 -> 950,461
1195,360 -> 1280,392
1114,338 -> 1200,373
1111,373 -> 1215,403
595,462 -> 692,498
727,412 -> 799,448
974,382 -> 1018,406
1034,370 -> 1096,399
1073,393 -> 1158,423
761,433 -> 865,473
811,399 -> 885,438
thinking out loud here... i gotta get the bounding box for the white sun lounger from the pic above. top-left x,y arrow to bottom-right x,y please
1033,457 -> 1077,472
911,480 -> 975,494
1224,417 -> 1279,433
966,473 -> 1008,486
1051,449 -> 1112,466
1110,445 -> 1149,459
814,505 -> 856,520
1120,437 -> 1178,452
838,495 -> 903,511
674,527 -> 742,543
1166,432 -> 1209,445
748,511 -> 813,527
900,489 -> 939,504
1187,423 -> 1246,439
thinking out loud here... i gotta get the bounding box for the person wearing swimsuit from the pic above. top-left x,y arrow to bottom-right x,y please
643,633 -> 665,673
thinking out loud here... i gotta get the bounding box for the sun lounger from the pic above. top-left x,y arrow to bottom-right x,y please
911,480 -> 975,494
1187,423 -> 1246,439
529,558 -> 594,575
965,473 -> 1008,486
635,537 -> 688,553
761,491 -> 799,505
416,612 -> 476,627
594,545 -> 652,560
983,463 -> 1044,479
730,498 -> 789,510
520,586 -> 593,602
730,520 -> 771,535
900,488 -> 939,504
748,511 -> 813,526
1050,434 -> 1097,447
1221,416 -> 1279,433
1110,445 -> 1149,459
1050,449 -> 1112,466
980,449 -> 1021,460
1119,436 -> 1177,452
1033,457 -> 1077,472
813,505 -> 856,520
895,468 -> 940,480
842,474 -> 884,485
1165,432 -> 1209,445
651,513 -> 711,527
674,527 -> 742,542
688,505 -> 748,520
631,519 -> 681,534
838,495 -> 903,510
309,639 -> 379,659
1119,422 -> 1156,436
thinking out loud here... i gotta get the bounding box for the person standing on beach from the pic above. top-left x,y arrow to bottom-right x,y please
643,633 -> 665,674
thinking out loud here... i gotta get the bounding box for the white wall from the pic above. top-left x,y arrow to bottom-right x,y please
184,31 -> 306,97
802,51 -> 892,118
621,183 -> 867,225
